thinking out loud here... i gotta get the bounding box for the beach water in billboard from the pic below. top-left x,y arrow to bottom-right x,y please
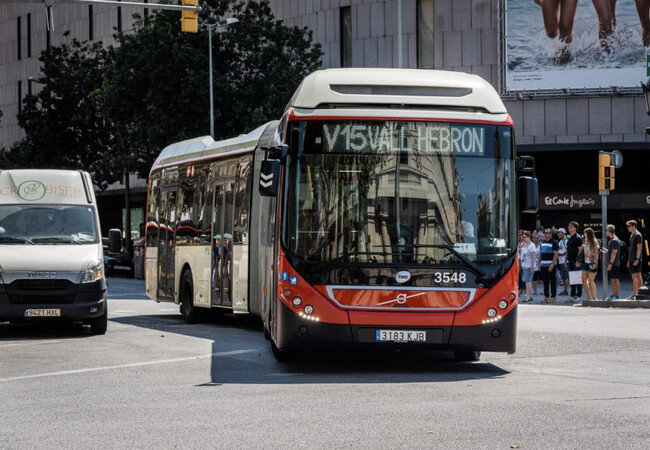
506,0 -> 647,91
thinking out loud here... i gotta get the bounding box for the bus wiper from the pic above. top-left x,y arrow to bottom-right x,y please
311,251 -> 371,266
0,236 -> 35,245
411,244 -> 486,278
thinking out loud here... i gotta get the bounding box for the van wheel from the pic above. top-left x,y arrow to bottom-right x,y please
180,270 -> 202,324
87,307 -> 108,335
454,351 -> 481,362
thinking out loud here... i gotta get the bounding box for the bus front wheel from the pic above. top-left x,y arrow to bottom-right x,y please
180,270 -> 202,324
454,351 -> 481,362
271,340 -> 294,362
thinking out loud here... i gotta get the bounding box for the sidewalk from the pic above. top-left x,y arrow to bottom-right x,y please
522,279 -> 649,307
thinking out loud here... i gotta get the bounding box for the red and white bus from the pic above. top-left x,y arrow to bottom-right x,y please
145,69 -> 538,361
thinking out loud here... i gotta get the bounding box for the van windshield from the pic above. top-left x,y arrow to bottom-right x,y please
0,205 -> 98,245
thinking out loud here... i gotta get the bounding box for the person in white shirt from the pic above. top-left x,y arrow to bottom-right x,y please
519,231 -> 536,302
556,227 -> 569,295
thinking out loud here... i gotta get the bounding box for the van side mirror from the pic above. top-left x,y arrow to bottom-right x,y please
519,176 -> 539,214
108,228 -> 123,253
259,159 -> 282,197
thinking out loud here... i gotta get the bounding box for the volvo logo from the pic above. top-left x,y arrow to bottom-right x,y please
395,270 -> 411,283
27,272 -> 56,278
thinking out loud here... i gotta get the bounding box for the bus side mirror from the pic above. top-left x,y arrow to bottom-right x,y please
519,176 -> 538,214
259,159 -> 282,197
108,229 -> 123,253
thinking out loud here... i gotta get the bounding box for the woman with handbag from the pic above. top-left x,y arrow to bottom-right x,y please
581,227 -> 600,301
519,231 -> 536,302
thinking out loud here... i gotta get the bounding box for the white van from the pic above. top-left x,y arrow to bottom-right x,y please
0,170 -> 107,334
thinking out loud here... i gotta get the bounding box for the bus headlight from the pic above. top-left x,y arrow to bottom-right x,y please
498,300 -> 508,309
487,308 -> 497,318
292,297 -> 302,306
304,305 -> 314,315
82,259 -> 104,283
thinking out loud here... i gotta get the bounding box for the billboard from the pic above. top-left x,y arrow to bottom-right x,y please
505,0 -> 648,91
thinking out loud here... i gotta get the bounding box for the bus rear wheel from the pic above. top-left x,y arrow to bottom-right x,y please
453,351 -> 481,362
180,270 -> 202,324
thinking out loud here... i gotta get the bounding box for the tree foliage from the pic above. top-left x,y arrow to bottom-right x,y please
0,0 -> 322,186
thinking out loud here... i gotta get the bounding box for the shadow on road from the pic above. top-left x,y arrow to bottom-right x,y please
111,313 -> 510,385
0,322 -> 93,340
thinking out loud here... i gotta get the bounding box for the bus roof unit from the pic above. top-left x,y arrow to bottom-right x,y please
153,122 -> 273,170
290,68 -> 507,115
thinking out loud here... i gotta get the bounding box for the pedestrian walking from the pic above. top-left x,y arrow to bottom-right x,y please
626,220 -> 644,299
605,224 -> 621,300
540,228 -> 559,303
532,233 -> 542,295
519,231 -> 536,302
518,230 -> 525,294
557,227 -> 569,295
581,227 -> 599,301
566,221 -> 583,302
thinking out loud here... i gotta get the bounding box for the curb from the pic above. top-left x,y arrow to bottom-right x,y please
581,299 -> 650,309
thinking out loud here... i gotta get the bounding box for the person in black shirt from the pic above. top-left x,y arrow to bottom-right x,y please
626,220 -> 644,299
605,224 -> 621,300
566,221 -> 583,301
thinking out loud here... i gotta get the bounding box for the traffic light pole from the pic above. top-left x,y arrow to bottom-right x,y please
600,190 -> 608,300
0,0 -> 199,12
0,0 -> 200,31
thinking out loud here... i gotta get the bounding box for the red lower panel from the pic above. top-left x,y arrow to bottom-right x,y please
315,285 -> 470,309
348,310 -> 455,327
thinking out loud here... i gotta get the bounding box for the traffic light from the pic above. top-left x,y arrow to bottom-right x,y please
598,152 -> 615,191
181,0 -> 198,33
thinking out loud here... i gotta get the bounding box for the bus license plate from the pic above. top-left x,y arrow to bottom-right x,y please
376,330 -> 426,342
25,309 -> 61,317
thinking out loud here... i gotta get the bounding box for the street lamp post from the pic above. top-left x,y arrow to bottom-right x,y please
203,17 -> 238,138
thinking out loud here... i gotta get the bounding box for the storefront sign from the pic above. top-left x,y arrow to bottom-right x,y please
541,194 -> 598,210
539,193 -> 650,210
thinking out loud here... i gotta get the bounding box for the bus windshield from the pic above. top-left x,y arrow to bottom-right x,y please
0,205 -> 98,245
283,120 -> 516,268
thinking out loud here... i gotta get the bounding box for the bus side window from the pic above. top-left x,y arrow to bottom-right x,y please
146,175 -> 160,247
234,157 -> 251,244
194,167 -> 212,246
176,170 -> 196,245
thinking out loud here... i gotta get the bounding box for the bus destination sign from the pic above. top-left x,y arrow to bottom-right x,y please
321,122 -> 486,155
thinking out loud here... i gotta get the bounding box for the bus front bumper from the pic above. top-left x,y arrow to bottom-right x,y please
275,301 -> 517,353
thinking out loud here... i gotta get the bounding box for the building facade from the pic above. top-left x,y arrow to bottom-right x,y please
1,0 -> 648,264
266,0 -> 649,268
0,1 -> 146,238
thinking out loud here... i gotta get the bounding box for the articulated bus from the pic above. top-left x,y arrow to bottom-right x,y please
145,68 -> 538,361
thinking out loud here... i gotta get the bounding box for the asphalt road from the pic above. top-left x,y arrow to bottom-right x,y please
1,278 -> 649,449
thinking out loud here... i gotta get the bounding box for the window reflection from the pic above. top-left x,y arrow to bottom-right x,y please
284,121 -> 515,266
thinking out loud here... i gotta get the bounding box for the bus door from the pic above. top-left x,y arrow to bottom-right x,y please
157,189 -> 177,301
211,180 -> 235,307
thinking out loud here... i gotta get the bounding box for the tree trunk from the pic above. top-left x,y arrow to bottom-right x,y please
124,171 -> 132,254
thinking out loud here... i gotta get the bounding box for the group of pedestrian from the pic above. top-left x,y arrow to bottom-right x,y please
518,220 -> 644,303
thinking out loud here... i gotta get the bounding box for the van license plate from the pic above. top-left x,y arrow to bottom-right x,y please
114,265 -> 130,271
25,309 -> 61,317
376,330 -> 426,342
